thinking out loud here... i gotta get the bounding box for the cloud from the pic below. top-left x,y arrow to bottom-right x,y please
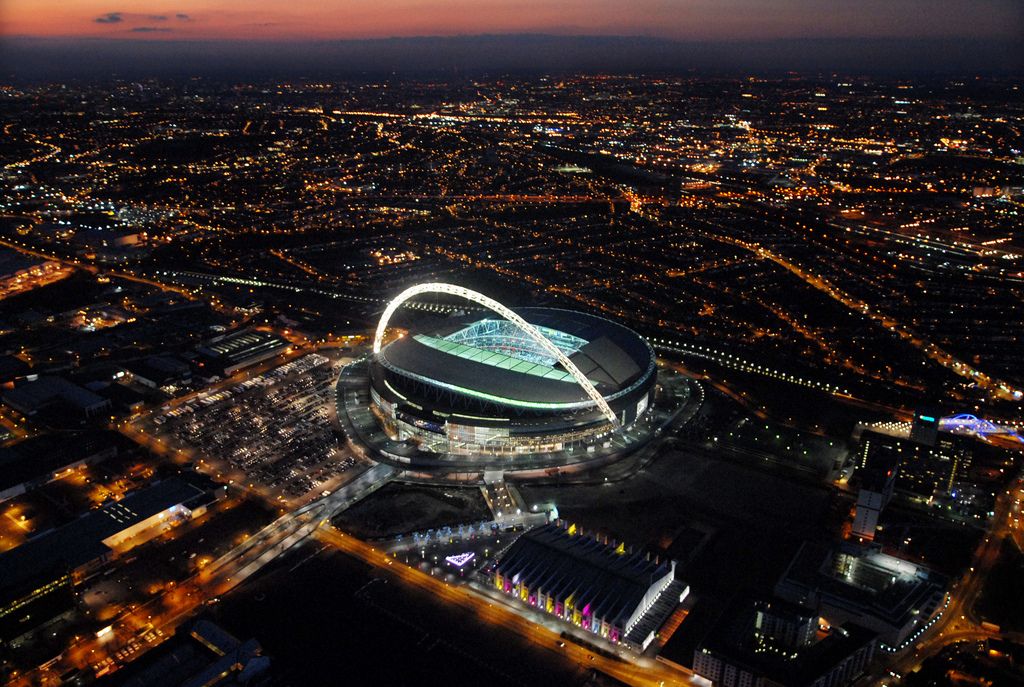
93,11 -> 189,29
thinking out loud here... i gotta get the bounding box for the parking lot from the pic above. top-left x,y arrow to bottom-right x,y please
149,353 -> 363,503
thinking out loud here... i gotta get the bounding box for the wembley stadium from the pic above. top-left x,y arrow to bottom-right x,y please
366,284 -> 657,458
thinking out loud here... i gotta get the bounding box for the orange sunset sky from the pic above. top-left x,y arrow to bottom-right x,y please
1,0 -> 1020,42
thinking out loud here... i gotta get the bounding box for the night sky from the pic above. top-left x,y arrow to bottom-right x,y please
1,0 -> 1021,77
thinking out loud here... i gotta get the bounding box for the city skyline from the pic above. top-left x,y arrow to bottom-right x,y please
0,5 -> 1022,685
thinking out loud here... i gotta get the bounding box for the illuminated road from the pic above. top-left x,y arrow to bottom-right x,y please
315,526 -> 698,687
702,231 -> 1023,403
8,463 -> 396,685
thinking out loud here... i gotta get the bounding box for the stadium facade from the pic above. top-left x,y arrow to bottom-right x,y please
369,284 -> 657,457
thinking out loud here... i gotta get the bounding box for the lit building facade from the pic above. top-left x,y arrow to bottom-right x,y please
856,430 -> 971,498
0,473 -> 226,642
490,523 -> 686,649
694,596 -> 877,687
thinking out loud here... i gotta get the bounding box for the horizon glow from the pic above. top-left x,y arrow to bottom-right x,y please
2,0 -> 1020,42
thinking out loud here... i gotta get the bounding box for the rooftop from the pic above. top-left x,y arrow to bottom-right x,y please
114,620 -> 269,687
0,248 -> 44,280
0,473 -> 222,593
495,523 -> 674,629
3,376 -> 109,413
379,307 -> 653,407
776,541 -> 945,629
701,596 -> 877,687
0,430 -> 120,494
196,328 -> 289,368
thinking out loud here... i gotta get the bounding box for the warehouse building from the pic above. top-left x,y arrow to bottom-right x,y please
2,375 -> 111,420
195,328 -> 290,377
491,523 -> 687,649
0,430 -> 120,503
0,473 -> 226,641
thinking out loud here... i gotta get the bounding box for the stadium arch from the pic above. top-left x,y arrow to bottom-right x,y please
373,283 -> 620,427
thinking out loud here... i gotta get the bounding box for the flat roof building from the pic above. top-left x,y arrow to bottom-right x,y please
0,430 -> 120,503
491,523 -> 687,649
851,449 -> 898,542
856,429 -> 971,498
0,473 -> 226,641
0,248 -> 45,281
910,408 -> 941,447
2,375 -> 111,419
127,355 -> 193,390
109,619 -> 271,686
694,596 -> 876,687
775,541 -> 946,649
196,328 -> 290,376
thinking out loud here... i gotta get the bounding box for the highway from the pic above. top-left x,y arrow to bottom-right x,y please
8,463 -> 397,686
315,525 -> 701,687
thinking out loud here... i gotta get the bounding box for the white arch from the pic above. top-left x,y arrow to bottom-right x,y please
373,283 -> 620,427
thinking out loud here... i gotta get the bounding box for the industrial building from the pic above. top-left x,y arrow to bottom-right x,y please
126,355 -> 193,390
490,523 -> 687,649
111,619 -> 272,686
0,473 -> 226,641
2,375 -> 112,420
0,430 -> 120,503
0,248 -> 66,298
195,328 -> 290,377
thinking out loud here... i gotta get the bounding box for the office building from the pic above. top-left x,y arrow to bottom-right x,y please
851,449 -> 898,541
909,408 -> 940,447
694,597 -> 876,687
856,430 -> 971,498
775,541 -> 946,648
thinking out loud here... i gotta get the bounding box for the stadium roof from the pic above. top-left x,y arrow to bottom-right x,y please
378,308 -> 652,408
414,334 -> 582,384
381,335 -> 592,407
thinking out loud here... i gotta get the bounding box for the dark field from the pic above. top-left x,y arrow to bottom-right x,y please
211,542 -> 622,687
333,482 -> 491,538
